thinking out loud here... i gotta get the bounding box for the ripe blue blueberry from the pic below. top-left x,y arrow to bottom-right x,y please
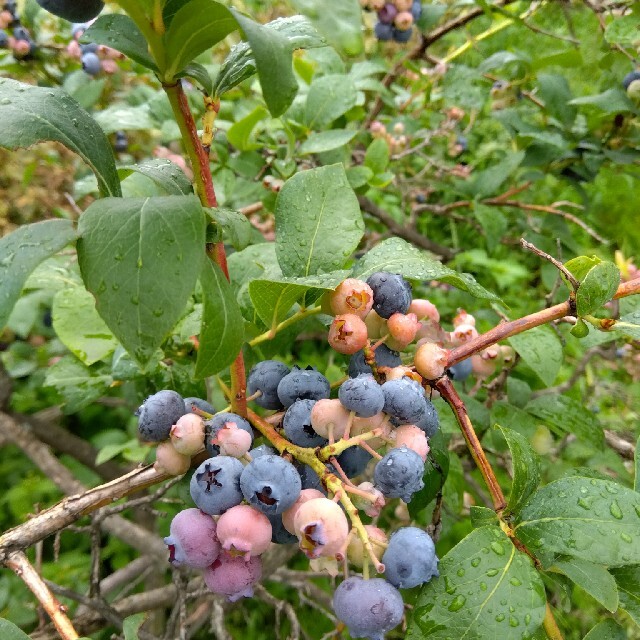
249,444 -> 276,459
449,357 -> 472,381
80,42 -> 98,54
622,70 -> 640,90
81,51 -> 101,76
114,131 -> 129,153
190,456 -> 244,515
365,272 -> 412,319
240,455 -> 302,515
0,30 -> 8,48
337,446 -> 372,478
332,576 -> 404,640
393,27 -> 413,43
338,374 -> 384,417
415,398 -> 439,437
374,22 -> 393,41
382,526 -> 439,588
374,446 -> 425,502
382,377 -> 428,425
267,513 -> 298,544
296,462 -> 326,493
136,389 -> 185,442
204,412 -> 254,457
348,344 -> 401,378
276,366 -> 330,408
283,399 -> 327,447
36,0 -> 104,22
247,360 -> 291,410
411,0 -> 422,20
183,396 -> 215,415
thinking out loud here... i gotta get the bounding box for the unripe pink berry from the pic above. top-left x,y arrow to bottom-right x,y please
282,488 -> 326,534
0,10 -> 12,28
12,39 -> 30,57
409,299 -> 440,323
393,0 -> 412,10
328,314 -> 369,355
164,508 -> 220,568
393,122 -> 405,135
370,121 -> 387,138
416,320 -> 448,345
170,413 -> 205,456
450,323 -> 479,346
351,412 -> 391,450
500,345 -> 516,364
154,441 -> 191,475
394,10 -> 413,29
347,525 -> 387,568
293,498 -> 350,559
453,308 -> 476,327
216,505 -> 272,559
371,0 -> 385,9
67,40 -> 82,59
204,554 -> 262,602
384,365 -> 422,384
352,482 -> 386,517
330,279 -> 374,319
311,399 -> 352,439
391,425 -> 430,461
471,346 -> 499,379
414,342 -> 448,380
364,310 -> 387,339
212,423 -> 252,458
101,59 -> 118,74
387,312 -> 420,350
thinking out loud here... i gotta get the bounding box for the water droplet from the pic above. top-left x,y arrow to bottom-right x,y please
130,295 -> 139,305
479,582 -> 487,591
471,558 -> 481,568
495,614 -> 505,622
621,532 -> 632,543
525,614 -> 531,625
447,595 -> 466,612
610,500 -> 623,519
444,576 -> 456,595
97,281 -> 107,294
577,497 -> 591,510
491,541 -> 505,556
0,98 -> 11,105
111,283 -> 120,291
486,569 -> 499,577
509,616 -> 519,628
137,257 -> 143,268
153,308 -> 164,317
509,577 -> 521,586
456,568 -> 465,577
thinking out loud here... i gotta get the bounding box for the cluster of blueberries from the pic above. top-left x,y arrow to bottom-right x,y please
361,0 -> 423,44
0,2 -> 36,60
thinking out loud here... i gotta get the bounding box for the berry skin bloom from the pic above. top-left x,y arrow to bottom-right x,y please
170,413 -> 205,456
338,374 -> 384,418
164,508 -> 220,569
382,526 -> 439,588
414,342 -> 448,380
348,344 -> 401,378
203,554 -> 262,602
216,505 -> 272,560
277,366 -> 331,408
374,446 -> 425,502
366,272 -> 412,319
246,360 -> 291,410
329,278 -> 374,318
293,497 -> 350,559
137,390 -> 186,442
190,456 -> 244,516
381,377 -> 428,425
328,314 -> 369,355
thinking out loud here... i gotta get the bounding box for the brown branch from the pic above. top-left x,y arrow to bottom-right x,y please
436,377 -> 506,511
520,238 -> 579,290
358,196 -> 455,259
604,430 -> 636,461
6,551 -> 79,640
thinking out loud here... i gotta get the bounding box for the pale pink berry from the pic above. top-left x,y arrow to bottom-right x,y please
450,323 -> 478,346
409,299 -> 440,323
311,399 -> 352,439
387,312 -> 420,350
0,10 -> 12,28
364,310 -> 387,339
351,412 -> 391,450
293,498 -> 350,559
414,342 -> 448,380
393,0 -> 411,10
164,508 -> 220,569
154,441 -> 191,475
213,423 -> 252,458
370,121 -> 387,138
384,365 -> 422,384
453,309 -> 476,327
392,425 -> 430,461
170,413 -> 205,456
500,345 -> 516,364
347,525 -> 388,568
371,0 -> 385,10
12,39 -> 30,57
328,314 -> 369,355
204,554 -> 262,602
416,320 -> 448,345
67,40 -> 82,59
101,59 -> 118,74
471,346 -> 500,379
216,505 -> 272,559
394,10 -> 413,29
100,45 -> 124,59
352,482 -> 386,517
282,488 -> 326,534
330,279 -> 374,319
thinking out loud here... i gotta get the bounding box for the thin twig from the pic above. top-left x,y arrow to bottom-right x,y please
520,239 -> 580,290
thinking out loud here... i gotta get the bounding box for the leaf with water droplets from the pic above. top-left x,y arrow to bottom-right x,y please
0,220 -> 77,331
496,424 -> 541,516
550,558 -> 618,613
407,526 -> 546,640
77,196 -> 206,368
583,619 -> 626,640
515,476 -> 640,568
0,78 -> 120,197
610,565 -> 640,626
509,325 -> 562,388
118,159 -> 193,196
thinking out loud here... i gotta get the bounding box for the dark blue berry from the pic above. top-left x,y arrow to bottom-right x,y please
348,344 -> 401,378
249,444 -> 276,459
240,455 -> 302,515
366,272 -> 412,319
80,42 -> 98,54
247,360 -> 291,410
36,0 -> 104,22
623,70 -> 640,91
449,358 -> 472,381
393,27 -> 413,43
415,398 -> 439,437
276,366 -> 330,408
137,390 -> 185,442
204,412 -> 254,457
183,396 -> 215,415
0,30 -> 8,48
374,446 -> 425,502
114,131 -> 128,153
382,377 -> 428,425
81,51 -> 101,76
374,22 -> 393,41
338,374 -> 384,417
337,446 -> 372,478
283,399 -> 327,447
190,456 -> 244,515
267,514 -> 298,544
411,0 -> 422,20
297,462 -> 326,493
382,526 -> 439,588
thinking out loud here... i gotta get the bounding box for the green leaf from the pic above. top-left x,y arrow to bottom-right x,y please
44,356 -> 113,414
77,196 -> 206,367
195,261 -> 245,378
305,74 -> 358,129
118,159 -> 193,196
0,619 -> 31,640
52,287 -> 119,366
611,565 -> 640,626
615,308 -> 640,341
604,14 -> 640,47
0,220 -> 77,331
213,16 -> 325,98
473,204 -> 507,254
364,138 -> 390,174
470,505 -> 499,528
123,613 -> 147,640
515,476 -> 640,567
565,255 -> 601,282
299,129 -> 357,155
81,14 -> 157,71
207,208 -> 252,251
537,73 -> 576,126
0,78 -> 121,198
408,430 -> 450,519
466,151 -> 525,199
550,558 -> 618,613
576,262 -> 620,317
352,237 -> 499,301
227,105 -> 269,151
583,619 -> 626,640
495,424 -> 540,516
233,11 -> 298,118
249,272 -> 348,328
164,0 -> 237,78
177,62 -> 214,95
508,325 -> 562,387
407,527 -> 546,640
94,105 -> 155,135
275,164 -> 363,277
635,437 -> 639,493
569,89 -> 636,114
526,395 -> 604,450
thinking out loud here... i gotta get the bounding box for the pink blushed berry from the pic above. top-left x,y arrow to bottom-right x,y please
282,488 -> 326,534
164,508 -> 220,569
154,441 -> 191,476
328,314 -> 369,355
453,308 -> 476,327
216,505 -> 272,559
293,497 -> 350,559
330,279 -> 374,319
170,413 -> 205,456
409,299 -> 440,323
213,423 -> 253,458
392,425 -> 430,461
387,312 -> 421,350
414,342 -> 448,380
311,399 -> 352,440
450,323 -> 479,346
394,10 -> 413,29
204,554 -> 262,602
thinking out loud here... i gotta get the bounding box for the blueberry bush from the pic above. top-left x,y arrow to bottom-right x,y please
0,1 -> 639,639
